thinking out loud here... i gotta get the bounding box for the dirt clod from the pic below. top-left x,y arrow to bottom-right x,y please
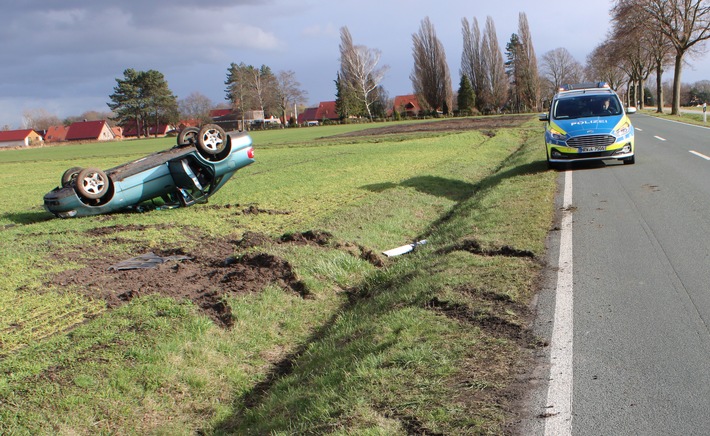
50,238 -> 309,328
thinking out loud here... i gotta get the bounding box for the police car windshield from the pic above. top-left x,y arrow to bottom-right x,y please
553,95 -> 622,119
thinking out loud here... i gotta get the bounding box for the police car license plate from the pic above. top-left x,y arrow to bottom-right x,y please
582,146 -> 606,152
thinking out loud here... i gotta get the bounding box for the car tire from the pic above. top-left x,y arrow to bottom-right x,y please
197,124 -> 227,155
61,167 -> 83,186
623,155 -> 635,165
76,168 -> 109,200
177,127 -> 200,147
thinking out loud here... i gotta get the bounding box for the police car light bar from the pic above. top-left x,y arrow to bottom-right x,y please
560,82 -> 610,91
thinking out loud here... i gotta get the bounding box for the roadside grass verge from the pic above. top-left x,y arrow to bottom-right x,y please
639,107 -> 710,127
219,123 -> 555,434
0,117 -> 556,434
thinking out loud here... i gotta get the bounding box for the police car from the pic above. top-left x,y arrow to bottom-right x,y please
539,82 -> 636,169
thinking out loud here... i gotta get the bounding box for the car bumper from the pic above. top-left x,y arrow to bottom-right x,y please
546,140 -> 634,163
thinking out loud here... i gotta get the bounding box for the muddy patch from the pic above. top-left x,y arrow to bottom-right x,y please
333,115 -> 528,138
53,246 -> 308,328
279,230 -> 333,246
427,285 -> 542,349
437,237 -> 536,259
49,230 -> 383,328
202,203 -> 291,216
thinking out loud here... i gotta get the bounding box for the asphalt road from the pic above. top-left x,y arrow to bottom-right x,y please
519,114 -> 710,435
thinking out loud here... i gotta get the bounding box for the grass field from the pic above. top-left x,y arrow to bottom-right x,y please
0,117 -> 557,434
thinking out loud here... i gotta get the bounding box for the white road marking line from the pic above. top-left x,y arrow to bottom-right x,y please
544,170 -> 574,436
654,136 -> 667,141
635,127 -> 643,131
690,150 -> 710,160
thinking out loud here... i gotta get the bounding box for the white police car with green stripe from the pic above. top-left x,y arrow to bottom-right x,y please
539,82 -> 636,169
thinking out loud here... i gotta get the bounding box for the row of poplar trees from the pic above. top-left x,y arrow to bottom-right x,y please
336,13 -> 540,120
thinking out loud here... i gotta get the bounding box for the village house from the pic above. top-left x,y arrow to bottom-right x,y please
392,94 -> 423,118
65,120 -> 116,142
122,123 -> 172,138
0,129 -> 43,147
210,109 -> 269,131
111,126 -> 123,139
297,101 -> 339,126
44,125 -> 70,143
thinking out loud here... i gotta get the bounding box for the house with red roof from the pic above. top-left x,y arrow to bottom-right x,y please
209,108 -> 233,118
122,123 -> 172,138
297,107 -> 319,126
44,125 -> 70,143
0,129 -> 43,147
393,94 -> 422,118
66,120 -> 116,141
297,101 -> 340,125
111,126 -> 123,140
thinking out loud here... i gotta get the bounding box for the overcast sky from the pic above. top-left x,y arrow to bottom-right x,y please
2,0 -> 710,129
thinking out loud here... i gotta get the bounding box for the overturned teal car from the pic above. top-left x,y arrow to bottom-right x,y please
44,124 -> 254,218
539,82 -> 636,169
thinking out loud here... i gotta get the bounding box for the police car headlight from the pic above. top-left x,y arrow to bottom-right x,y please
549,128 -> 568,141
614,123 -> 630,137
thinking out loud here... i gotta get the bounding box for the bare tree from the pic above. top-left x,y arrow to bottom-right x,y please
179,92 -> 214,124
516,13 -> 540,111
22,108 -> 61,131
482,16 -> 508,112
611,0 -> 667,109
540,48 -> 585,100
642,0 -> 710,114
225,62 -> 254,128
339,26 -> 389,120
274,70 -> 307,127
586,41 -> 627,91
648,25 -> 675,112
611,0 -> 672,111
63,111 -> 115,127
506,13 -> 541,112
461,17 -> 485,110
411,17 -> 453,115
250,65 -> 279,117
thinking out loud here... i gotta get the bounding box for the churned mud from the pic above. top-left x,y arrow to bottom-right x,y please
50,228 -> 381,327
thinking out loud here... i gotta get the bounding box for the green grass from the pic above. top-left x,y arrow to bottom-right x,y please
0,117 -> 557,434
639,106 -> 710,127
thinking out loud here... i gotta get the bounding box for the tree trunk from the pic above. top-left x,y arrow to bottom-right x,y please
672,52 -> 683,116
656,63 -> 664,113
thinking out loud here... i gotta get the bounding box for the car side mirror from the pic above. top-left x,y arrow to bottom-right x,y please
626,106 -> 637,114
538,113 -> 549,121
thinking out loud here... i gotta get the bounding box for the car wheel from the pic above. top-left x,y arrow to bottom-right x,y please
197,124 -> 227,155
623,155 -> 635,165
61,167 -> 83,186
177,127 -> 200,147
76,168 -> 109,199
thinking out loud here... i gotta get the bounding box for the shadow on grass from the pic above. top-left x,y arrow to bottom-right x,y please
362,160 -> 549,203
2,211 -> 55,225
211,295 -> 355,434
401,159 -> 550,248
212,268 -> 432,434
362,176 -> 475,202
